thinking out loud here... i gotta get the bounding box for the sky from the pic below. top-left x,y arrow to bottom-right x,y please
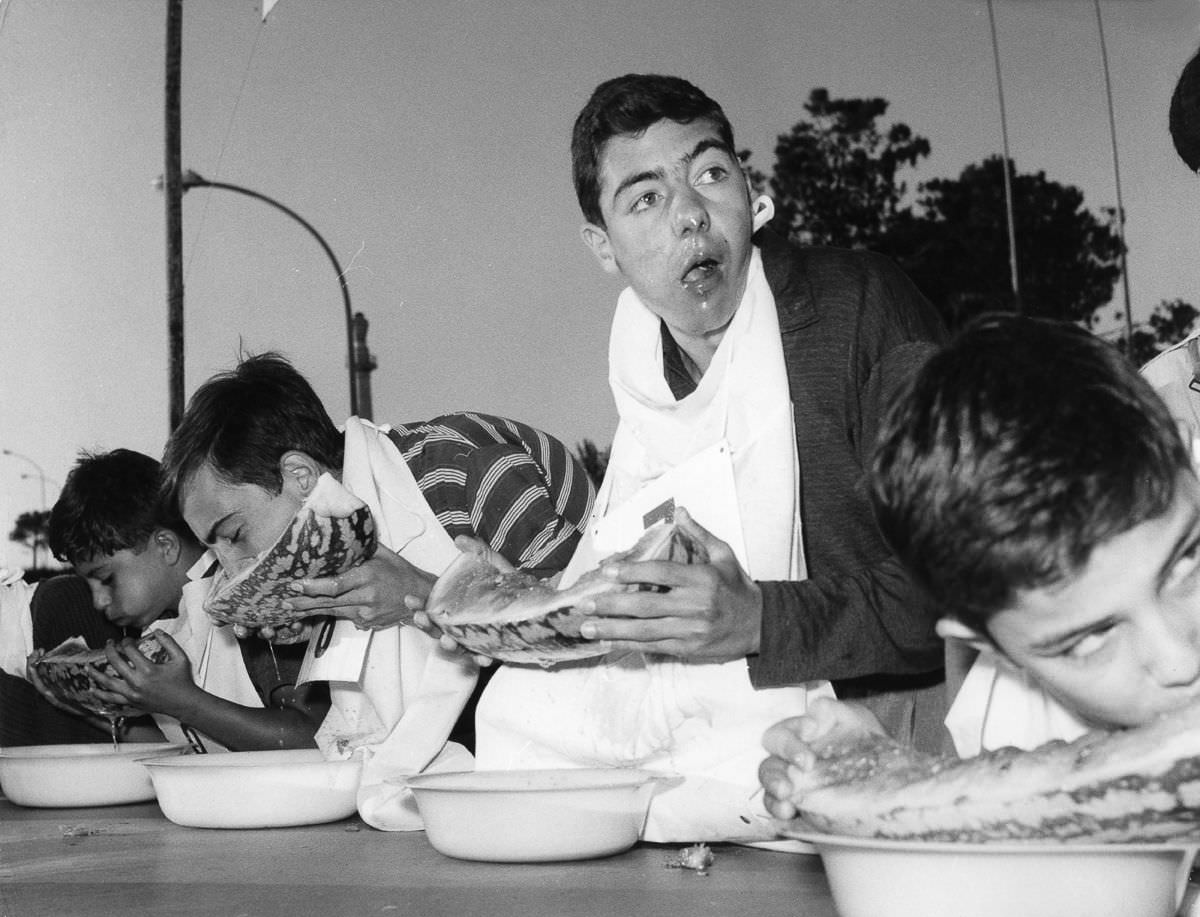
2,0 -> 1199,567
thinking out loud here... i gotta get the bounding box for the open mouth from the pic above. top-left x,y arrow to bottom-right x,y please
680,257 -> 720,287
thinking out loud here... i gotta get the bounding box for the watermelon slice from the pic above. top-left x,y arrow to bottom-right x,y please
33,632 -> 171,718
425,520 -> 706,668
202,473 -> 378,628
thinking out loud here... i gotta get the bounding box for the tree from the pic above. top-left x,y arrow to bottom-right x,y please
9,509 -> 51,570
764,88 -> 930,250
573,439 -> 610,490
748,91 -> 1125,333
1113,298 -> 1200,368
885,157 -> 1123,330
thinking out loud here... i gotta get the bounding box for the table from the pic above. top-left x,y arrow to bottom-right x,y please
0,799 -> 838,917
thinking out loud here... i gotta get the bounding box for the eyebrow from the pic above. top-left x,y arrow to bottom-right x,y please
608,137 -> 733,207
1027,506 -> 1200,654
201,513 -> 235,546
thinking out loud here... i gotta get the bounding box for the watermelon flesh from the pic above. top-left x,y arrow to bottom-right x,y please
788,698 -> 1200,843
425,520 -> 706,668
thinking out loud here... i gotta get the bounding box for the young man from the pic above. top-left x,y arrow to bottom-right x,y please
31,448 -> 326,751
158,352 -> 594,829
760,314 -> 1200,819
472,74 -> 948,842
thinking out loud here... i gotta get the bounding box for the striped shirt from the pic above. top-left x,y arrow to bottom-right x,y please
386,412 -> 595,579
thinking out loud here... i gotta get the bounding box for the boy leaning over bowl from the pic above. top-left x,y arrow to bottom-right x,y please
26,448 -> 328,752
157,351 -> 595,830
759,313 -> 1200,819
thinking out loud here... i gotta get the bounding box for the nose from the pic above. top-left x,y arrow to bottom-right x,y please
1141,612 -> 1200,687
89,581 -> 114,614
673,190 -> 709,235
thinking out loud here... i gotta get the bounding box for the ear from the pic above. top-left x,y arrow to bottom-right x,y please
151,527 -> 183,566
936,616 -> 993,654
580,223 -> 622,276
278,451 -> 323,500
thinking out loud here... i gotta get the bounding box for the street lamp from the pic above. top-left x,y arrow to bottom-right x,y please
2,448 -> 49,569
156,169 -> 359,416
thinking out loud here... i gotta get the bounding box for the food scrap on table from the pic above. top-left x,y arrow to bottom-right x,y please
665,842 -> 715,874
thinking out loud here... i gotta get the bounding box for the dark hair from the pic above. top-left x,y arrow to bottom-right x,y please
571,73 -> 735,227
1170,45 -> 1200,171
870,313 -> 1193,633
159,352 -> 343,516
48,448 -> 186,565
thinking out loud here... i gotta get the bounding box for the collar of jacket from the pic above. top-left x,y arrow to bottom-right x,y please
756,227 -> 820,334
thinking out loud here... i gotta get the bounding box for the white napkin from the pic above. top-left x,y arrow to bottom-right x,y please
0,571 -> 35,679
314,418 -> 478,830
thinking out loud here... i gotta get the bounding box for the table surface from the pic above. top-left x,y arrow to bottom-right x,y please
0,798 -> 838,917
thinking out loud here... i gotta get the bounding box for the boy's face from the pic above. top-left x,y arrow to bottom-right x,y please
581,117 -> 754,349
75,540 -> 183,630
180,462 -> 308,576
981,471 -> 1200,730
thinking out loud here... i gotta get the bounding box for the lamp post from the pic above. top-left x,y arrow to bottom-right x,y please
2,449 -> 49,569
156,169 -> 360,417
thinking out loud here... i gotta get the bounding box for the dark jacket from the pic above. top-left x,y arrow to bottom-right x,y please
747,230 -> 948,691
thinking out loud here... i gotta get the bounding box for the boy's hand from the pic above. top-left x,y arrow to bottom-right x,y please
283,544 -> 435,631
91,632 -> 197,717
577,508 -> 761,663
231,621 -> 312,644
410,535 -> 516,667
759,698 -> 887,822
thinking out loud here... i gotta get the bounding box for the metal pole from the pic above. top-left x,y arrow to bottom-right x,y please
165,0 -> 185,430
986,0 -> 1022,313
1093,0 -> 1134,356
176,172 -> 358,416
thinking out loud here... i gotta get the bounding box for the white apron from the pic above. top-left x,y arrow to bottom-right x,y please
308,418 -> 477,830
477,207 -> 833,842
146,554 -> 262,753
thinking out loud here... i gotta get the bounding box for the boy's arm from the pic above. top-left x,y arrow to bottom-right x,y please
91,634 -> 328,751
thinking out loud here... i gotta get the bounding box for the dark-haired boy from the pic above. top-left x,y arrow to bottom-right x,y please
29,448 -> 328,751
159,352 -> 594,829
472,73 -> 947,843
760,314 -> 1200,819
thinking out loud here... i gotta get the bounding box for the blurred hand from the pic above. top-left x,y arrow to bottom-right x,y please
759,698 -> 887,821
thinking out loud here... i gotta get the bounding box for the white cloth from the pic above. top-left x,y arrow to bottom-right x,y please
145,552 -> 261,753
311,417 -> 478,830
476,215 -> 833,843
0,571 -> 36,679
1142,329 -> 1200,446
943,647 -> 1091,757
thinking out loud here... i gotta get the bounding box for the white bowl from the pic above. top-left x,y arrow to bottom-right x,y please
140,747 -> 362,828
404,767 -> 661,862
0,742 -> 190,807
791,831 -> 1197,917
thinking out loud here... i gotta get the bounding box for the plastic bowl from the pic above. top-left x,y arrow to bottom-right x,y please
140,747 -> 362,828
791,831 -> 1197,917
0,742 -> 190,807
404,767 -> 661,862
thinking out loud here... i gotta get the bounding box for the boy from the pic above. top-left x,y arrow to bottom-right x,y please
157,351 -> 593,829
30,448 -> 328,752
760,314 -> 1200,819
472,73 -> 945,843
